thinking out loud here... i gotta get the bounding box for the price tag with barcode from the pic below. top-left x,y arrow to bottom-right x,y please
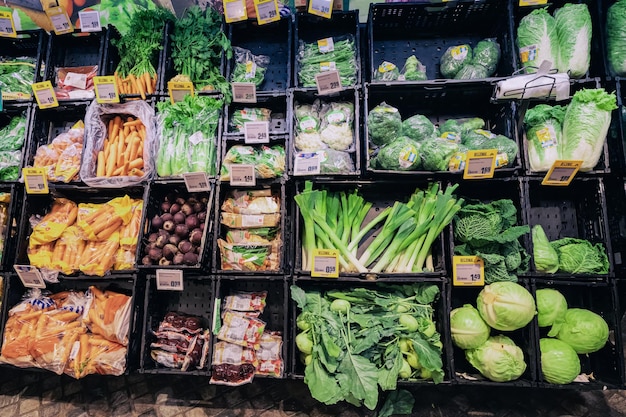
0,10 -> 17,38
232,82 -> 257,103
229,164 -> 256,186
244,121 -> 269,144
156,269 -> 184,291
168,81 -> 194,103
519,0 -> 547,5
311,249 -> 339,278
93,76 -> 119,103
224,0 -> 248,23
452,256 -> 484,286
541,160 -> 582,186
14,265 -> 46,289
315,70 -> 342,95
23,167 -> 49,194
463,149 -> 497,179
294,153 -> 321,176
254,0 -> 280,25
79,10 -> 101,32
32,81 -> 59,109
46,6 -> 73,35
308,0 -> 333,19
183,172 -> 211,192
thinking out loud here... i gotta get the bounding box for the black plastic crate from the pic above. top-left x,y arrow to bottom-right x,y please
213,276 -> 287,379
43,29 -> 107,102
213,180 -> 288,276
367,0 -> 515,85
289,279 -> 450,384
450,280 -> 537,386
364,83 -> 520,178
294,11 -> 361,89
0,102 -> 32,184
224,94 -> 290,138
524,177 -> 613,279
226,16 -> 293,94
513,0 -> 606,80
140,274 -> 214,375
25,101 -> 88,185
289,87 -> 361,178
532,280 -> 624,389
0,30 -> 47,102
15,185 -> 147,277
292,180 -> 448,281
607,78 -> 624,177
138,182 -> 214,271
604,176 -> 626,278
0,184 -> 22,273
518,78 -> 612,176
0,273 -> 143,375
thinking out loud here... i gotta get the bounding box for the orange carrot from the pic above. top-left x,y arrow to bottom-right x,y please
97,151 -> 105,177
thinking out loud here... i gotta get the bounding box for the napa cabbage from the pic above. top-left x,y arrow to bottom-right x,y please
606,0 -> 626,76
554,3 -> 591,78
523,104 -> 565,172
517,8 -> 559,73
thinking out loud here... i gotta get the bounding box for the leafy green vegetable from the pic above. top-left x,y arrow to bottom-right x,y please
368,103 -> 402,146
550,237 -> 609,274
561,88 -> 617,171
607,0 -> 626,76
0,151 -> 21,180
536,288 -> 567,328
440,45 -> 472,78
517,8 -> 559,73
532,225 -> 559,273
476,282 -> 536,331
420,139 -> 459,171
450,304 -> 490,350
482,135 -> 518,168
378,390 -> 414,417
229,108 -> 271,133
454,64 -> 489,80
539,338 -> 581,384
554,3 -> 591,78
230,47 -> 269,87
298,37 -> 357,87
374,61 -> 399,82
401,56 -> 427,81
0,59 -> 35,98
401,115 -> 436,142
95,0 -> 158,36
549,308 -> 609,354
438,119 -> 462,143
472,38 -> 501,76
465,335 -> 527,382
461,129 -> 492,150
220,145 -> 285,180
0,114 -> 26,151
524,104 -> 565,172
371,137 -> 420,171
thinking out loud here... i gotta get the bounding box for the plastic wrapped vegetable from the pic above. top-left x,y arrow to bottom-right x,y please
554,3 -> 591,78
517,8 -> 559,73
420,138 -> 459,171
0,58 -> 35,99
229,108 -> 271,133
560,89 -> 617,171
401,55 -> 427,81
221,145 -> 285,180
298,36 -> 358,87
462,129 -> 493,150
317,149 -> 355,174
472,38 -> 501,76
318,101 -> 354,151
367,102 -> 402,146
371,136 -> 420,171
454,64 -> 489,80
439,119 -> 463,143
482,135 -> 519,168
294,101 -> 324,152
607,0 -> 626,76
0,151 -> 21,181
523,104 -> 566,172
374,61 -> 399,81
440,45 -> 472,78
230,47 -> 269,87
401,114 -> 436,142
0,115 -> 26,151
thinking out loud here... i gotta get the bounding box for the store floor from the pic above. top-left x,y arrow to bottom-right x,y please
1,369 -> 626,417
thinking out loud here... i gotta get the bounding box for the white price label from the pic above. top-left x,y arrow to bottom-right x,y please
46,6 -> 73,35
232,82 -> 257,103
0,11 -> 17,38
64,72 -> 87,89
14,265 -> 46,288
311,249 -> 339,278
242,214 -> 265,227
224,0 -> 248,23
156,269 -> 184,291
308,0 -> 333,18
183,172 -> 211,192
229,164 -> 256,186
79,10 -> 101,32
294,153 -> 321,176
317,37 -> 334,53
255,0 -> 280,24
315,70 -> 342,95
244,121 -> 269,144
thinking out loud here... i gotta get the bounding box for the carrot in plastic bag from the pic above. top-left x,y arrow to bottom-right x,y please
78,232 -> 119,276
27,241 -> 55,269
84,286 -> 131,346
76,195 -> 133,241
29,198 -> 78,245
54,142 -> 83,183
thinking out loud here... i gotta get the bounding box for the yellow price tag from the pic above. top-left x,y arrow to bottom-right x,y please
168,81 -> 194,104
23,167 -> 49,194
308,0 -> 332,19
0,10 -> 17,38
453,256 -> 485,286
463,149 -> 497,179
311,249 -> 339,278
541,160 -> 583,186
224,0 -> 247,23
32,81 -> 59,109
519,0 -> 547,5
93,76 -> 119,104
254,0 -> 280,25
45,6 -> 73,35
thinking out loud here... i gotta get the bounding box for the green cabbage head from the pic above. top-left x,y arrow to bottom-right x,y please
477,282 -> 536,331
540,338 -> 581,384
536,288 -> 567,328
549,308 -> 609,354
465,335 -> 526,382
450,304 -> 491,350
531,225 -> 559,274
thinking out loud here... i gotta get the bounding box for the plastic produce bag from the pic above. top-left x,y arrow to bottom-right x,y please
0,151 -> 22,181
0,114 -> 26,151
0,58 -> 35,99
54,65 -> 97,100
294,101 -> 324,152
472,38 -> 501,76
402,114 -> 436,142
298,35 -> 358,87
455,63 -> 489,80
524,104 -> 565,172
367,102 -> 402,146
374,61 -> 399,81
82,100 -> 156,187
319,101 -> 354,151
401,55 -> 427,81
440,44 -> 472,78
230,47 -> 270,87
420,138 -> 460,171
229,108 -> 271,133
607,0 -> 626,76
29,198 -> 78,245
371,137 -> 421,171
84,286 -> 132,346
220,145 -> 286,180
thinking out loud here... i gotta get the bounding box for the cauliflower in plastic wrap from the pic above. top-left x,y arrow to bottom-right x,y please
319,101 -> 354,151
